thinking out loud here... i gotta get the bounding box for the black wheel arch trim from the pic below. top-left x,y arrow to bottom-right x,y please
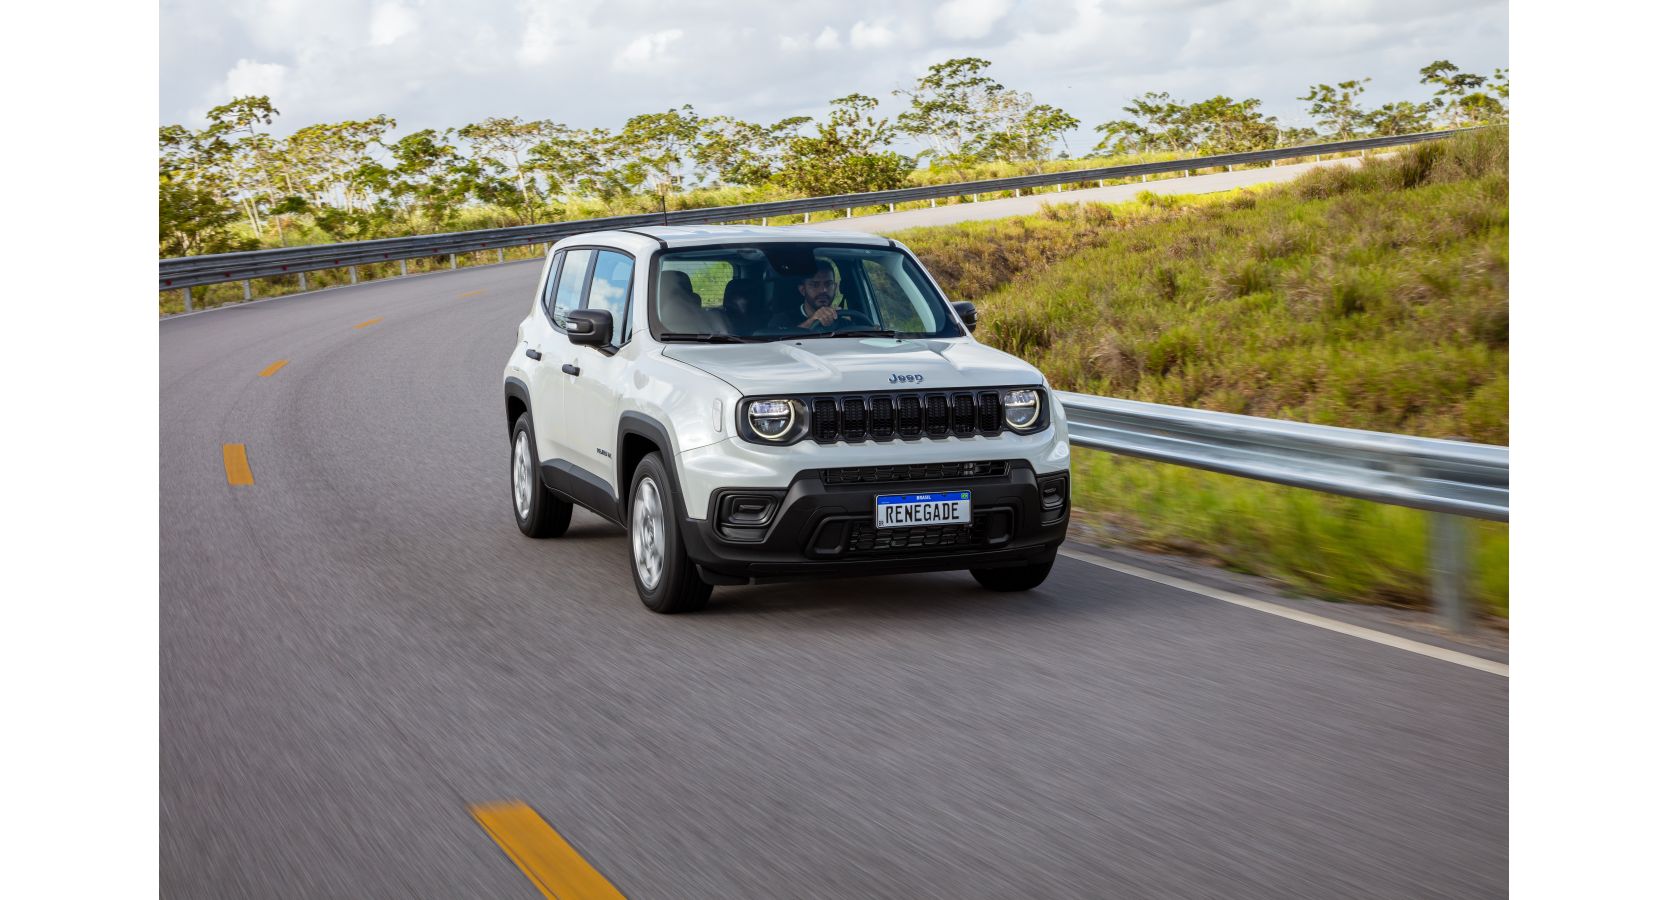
617,412 -> 688,523
504,377 -> 532,436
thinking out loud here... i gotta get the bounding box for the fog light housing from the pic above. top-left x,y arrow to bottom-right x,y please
715,491 -> 782,542
1039,473 -> 1069,523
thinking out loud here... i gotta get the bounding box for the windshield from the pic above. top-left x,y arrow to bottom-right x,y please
649,242 -> 964,342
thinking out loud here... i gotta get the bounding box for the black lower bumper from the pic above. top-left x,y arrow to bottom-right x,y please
679,462 -> 1069,584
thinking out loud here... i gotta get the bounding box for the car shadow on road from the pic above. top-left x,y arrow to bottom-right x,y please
698,570 -> 1100,625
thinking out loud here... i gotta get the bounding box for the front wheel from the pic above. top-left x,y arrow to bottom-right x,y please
628,452 -> 712,614
970,547 -> 1057,592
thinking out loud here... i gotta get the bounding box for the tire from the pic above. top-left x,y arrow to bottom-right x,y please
511,413 -> 573,538
628,452 -> 712,614
970,547 -> 1057,592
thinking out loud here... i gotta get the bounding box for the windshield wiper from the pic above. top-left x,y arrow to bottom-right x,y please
657,332 -> 761,343
798,329 -> 902,339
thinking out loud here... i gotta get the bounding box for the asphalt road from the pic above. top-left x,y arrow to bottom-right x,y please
161,227 -> 1505,897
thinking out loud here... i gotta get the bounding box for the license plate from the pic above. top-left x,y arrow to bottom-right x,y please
874,491 -> 972,528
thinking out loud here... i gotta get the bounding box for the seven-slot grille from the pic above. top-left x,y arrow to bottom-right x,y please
806,391 -> 1007,444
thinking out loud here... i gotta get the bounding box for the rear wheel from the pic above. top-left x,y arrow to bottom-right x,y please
970,547 -> 1057,592
511,413 -> 572,538
629,452 -> 711,614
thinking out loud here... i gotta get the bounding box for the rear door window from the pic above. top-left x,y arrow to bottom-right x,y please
550,248 -> 594,322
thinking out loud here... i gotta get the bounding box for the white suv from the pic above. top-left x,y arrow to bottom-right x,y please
503,226 -> 1071,613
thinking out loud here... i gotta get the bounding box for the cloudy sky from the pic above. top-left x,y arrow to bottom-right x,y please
160,0 -> 1507,151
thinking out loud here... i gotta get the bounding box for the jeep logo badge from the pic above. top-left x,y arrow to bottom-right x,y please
888,373 -> 925,385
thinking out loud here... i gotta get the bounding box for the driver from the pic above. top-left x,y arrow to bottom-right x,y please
771,259 -> 853,332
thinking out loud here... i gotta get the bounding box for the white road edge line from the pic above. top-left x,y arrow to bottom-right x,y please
1058,548 -> 1508,677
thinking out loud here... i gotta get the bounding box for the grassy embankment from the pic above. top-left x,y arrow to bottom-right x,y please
894,130 -> 1509,615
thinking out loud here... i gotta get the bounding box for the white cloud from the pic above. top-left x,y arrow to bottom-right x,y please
220,59 -> 289,100
368,1 -> 418,46
615,28 -> 684,71
933,0 -> 1014,40
850,19 -> 896,50
813,25 -> 841,50
517,1 -> 564,66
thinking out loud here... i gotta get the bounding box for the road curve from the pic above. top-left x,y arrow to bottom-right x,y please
161,252 -> 1505,897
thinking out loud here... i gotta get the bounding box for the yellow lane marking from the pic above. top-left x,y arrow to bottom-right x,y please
459,289 -> 485,298
353,317 -> 383,329
471,802 -> 626,900
258,359 -> 289,377
222,444 -> 254,486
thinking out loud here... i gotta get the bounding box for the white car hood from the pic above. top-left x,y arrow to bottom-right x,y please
660,337 -> 1041,395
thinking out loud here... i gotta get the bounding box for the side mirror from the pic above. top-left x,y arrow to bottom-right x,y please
564,309 -> 612,346
951,301 -> 977,333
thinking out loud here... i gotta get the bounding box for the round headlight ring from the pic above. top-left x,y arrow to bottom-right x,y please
1003,389 -> 1041,430
748,399 -> 796,441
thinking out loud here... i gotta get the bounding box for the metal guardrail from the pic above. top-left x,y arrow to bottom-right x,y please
160,128 -> 1481,297
1059,392 -> 1508,631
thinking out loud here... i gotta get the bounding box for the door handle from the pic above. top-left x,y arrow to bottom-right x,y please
561,363 -> 581,376
525,348 -> 542,361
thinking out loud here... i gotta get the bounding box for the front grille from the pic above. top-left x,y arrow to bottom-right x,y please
821,461 -> 1011,485
846,513 -> 992,554
806,390 -> 1008,443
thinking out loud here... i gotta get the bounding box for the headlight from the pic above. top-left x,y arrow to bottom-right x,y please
1002,389 -> 1041,431
746,399 -> 799,441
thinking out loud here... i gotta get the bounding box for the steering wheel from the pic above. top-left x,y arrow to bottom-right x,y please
832,309 -> 876,329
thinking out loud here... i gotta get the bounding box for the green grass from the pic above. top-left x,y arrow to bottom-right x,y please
897,130 -> 1510,615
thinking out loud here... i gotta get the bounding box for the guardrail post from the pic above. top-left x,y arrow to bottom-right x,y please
802,212 -> 810,223
1430,511 -> 1472,633
348,266 -> 358,285
498,248 -> 505,263
1014,189 -> 1021,198
1140,174 -> 1147,183
449,253 -> 457,269
1315,154 -> 1321,163
400,259 -> 408,277
930,198 -> 936,208
182,287 -> 193,312
298,271 -> 308,291
888,203 -> 895,213
1227,164 -> 1234,172
242,280 -> 252,302
1055,184 -> 1062,192
845,207 -> 852,218
1100,179 -> 1106,188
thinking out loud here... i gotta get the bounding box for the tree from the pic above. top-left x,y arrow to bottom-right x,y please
158,125 -> 253,256
894,57 -> 1010,172
371,129 -> 472,231
981,94 -> 1081,170
777,94 -> 914,196
1300,78 -> 1372,138
528,125 -> 627,201
1092,92 -> 1194,154
457,116 -> 552,222
1363,100 -> 1434,136
1420,61 -> 1507,127
614,105 -> 704,200
693,115 -> 810,187
1187,96 -> 1279,154
201,96 -> 282,239
1093,93 -> 1276,155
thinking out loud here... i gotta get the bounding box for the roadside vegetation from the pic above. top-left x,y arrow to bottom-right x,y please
896,129 -> 1510,615
161,57 -> 1508,313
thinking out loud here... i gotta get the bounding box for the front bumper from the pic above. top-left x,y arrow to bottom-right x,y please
679,461 -> 1069,583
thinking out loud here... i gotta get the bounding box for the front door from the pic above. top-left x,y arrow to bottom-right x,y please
560,249 -> 637,506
